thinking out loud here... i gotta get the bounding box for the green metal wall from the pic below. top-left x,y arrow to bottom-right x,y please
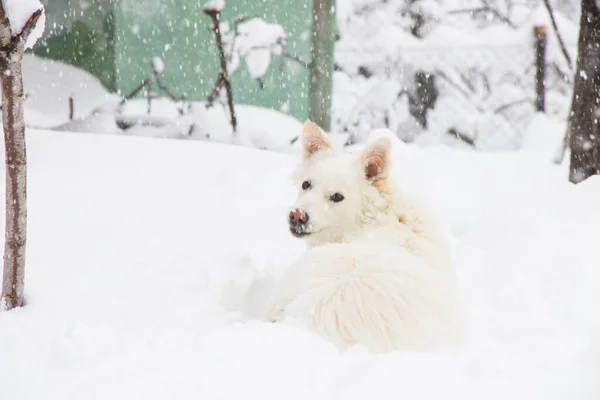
34,0 -> 313,122
34,0 -> 117,91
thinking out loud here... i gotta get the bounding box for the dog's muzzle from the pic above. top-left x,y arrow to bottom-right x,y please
288,208 -> 311,237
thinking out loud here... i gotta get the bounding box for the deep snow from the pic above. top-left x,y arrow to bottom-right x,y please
0,126 -> 599,399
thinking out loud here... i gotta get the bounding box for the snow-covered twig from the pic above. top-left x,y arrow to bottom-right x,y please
121,77 -> 152,103
120,58 -> 187,115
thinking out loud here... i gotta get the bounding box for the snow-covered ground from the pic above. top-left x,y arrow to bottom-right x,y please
0,123 -> 599,399
0,8 -> 597,396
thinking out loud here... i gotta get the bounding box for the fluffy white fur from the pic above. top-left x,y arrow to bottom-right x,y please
265,121 -> 464,353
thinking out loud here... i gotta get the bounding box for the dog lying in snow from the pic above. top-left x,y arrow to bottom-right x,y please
264,120 -> 464,353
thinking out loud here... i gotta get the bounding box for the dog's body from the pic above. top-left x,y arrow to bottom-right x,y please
265,121 -> 463,353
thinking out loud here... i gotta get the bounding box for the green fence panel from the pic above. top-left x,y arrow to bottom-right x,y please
34,0 -> 313,122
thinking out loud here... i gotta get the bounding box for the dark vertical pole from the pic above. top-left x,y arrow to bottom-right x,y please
534,25 -> 547,112
308,0 -> 336,131
68,94 -> 74,120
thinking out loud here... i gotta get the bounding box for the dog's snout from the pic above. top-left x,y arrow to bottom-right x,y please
289,208 -> 309,224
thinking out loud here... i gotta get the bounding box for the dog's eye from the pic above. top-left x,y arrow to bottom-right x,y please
330,193 -> 344,203
302,180 -> 311,190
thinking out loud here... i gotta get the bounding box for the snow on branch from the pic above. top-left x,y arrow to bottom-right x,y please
0,0 -> 45,49
223,17 -> 288,80
203,0 -> 225,13
447,0 -> 521,29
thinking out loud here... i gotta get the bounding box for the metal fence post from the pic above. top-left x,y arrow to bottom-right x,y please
308,0 -> 336,131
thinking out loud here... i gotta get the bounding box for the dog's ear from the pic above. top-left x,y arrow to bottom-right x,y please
301,120 -> 334,160
359,137 -> 391,182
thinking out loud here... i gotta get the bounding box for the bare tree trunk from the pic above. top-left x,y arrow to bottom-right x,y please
308,0 -> 336,131
568,0 -> 600,183
1,56 -> 27,310
0,6 -> 43,310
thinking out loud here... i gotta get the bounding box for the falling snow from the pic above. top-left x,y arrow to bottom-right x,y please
1,1 -> 599,398
151,56 -> 165,74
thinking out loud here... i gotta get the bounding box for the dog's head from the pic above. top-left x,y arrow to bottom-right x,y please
288,120 -> 393,245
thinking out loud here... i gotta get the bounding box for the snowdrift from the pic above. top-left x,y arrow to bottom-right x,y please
0,129 -> 598,399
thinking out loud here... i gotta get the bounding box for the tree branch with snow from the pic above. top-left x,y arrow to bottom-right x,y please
202,1 -> 308,139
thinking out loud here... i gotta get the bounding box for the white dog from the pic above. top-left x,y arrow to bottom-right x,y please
265,120 -> 464,353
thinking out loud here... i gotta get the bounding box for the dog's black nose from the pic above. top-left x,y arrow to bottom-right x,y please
289,208 -> 309,224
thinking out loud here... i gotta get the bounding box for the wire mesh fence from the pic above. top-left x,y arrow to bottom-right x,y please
333,35 -> 576,151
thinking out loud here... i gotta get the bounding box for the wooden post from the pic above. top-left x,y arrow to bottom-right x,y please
68,94 -> 74,120
534,25 -> 547,112
308,0 -> 336,132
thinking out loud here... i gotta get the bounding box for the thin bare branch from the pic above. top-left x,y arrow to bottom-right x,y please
120,77 -> 152,104
19,8 -> 42,42
281,52 -> 310,68
549,62 -> 571,84
433,68 -> 485,114
542,0 -> 573,70
205,8 -> 237,134
155,75 -> 186,102
206,73 -> 224,106
447,128 -> 476,147
494,97 -> 531,114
